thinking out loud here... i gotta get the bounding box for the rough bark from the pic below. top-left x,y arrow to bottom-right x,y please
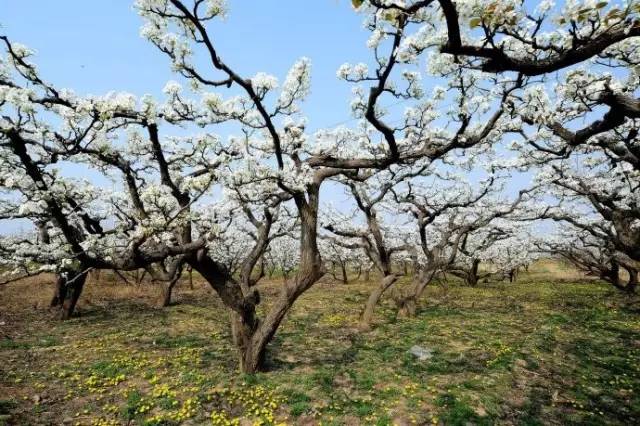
620,264 -> 638,294
395,270 -> 433,318
160,276 -> 180,307
359,274 -> 398,330
466,259 -> 480,286
340,262 -> 348,285
230,307 -> 262,372
57,272 -> 88,320
235,256 -> 324,372
235,195 -> 324,373
626,267 -> 638,294
602,260 -> 621,288
189,254 -> 264,373
188,191 -> 325,374
397,297 -> 418,318
50,274 -> 66,308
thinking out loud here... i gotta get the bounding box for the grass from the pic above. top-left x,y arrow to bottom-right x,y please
0,261 -> 639,424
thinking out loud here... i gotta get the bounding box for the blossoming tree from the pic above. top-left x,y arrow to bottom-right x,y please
2,0 -> 639,374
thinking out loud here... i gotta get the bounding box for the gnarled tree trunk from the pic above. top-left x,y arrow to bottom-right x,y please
51,271 -> 88,320
340,261 -> 348,284
359,274 -> 397,330
467,259 -> 480,286
50,274 -> 66,308
627,268 -> 638,294
602,260 -> 620,288
397,296 -> 418,318
621,264 -> 638,294
230,307 -> 263,372
188,266 -> 194,289
235,205 -> 324,373
160,276 -> 180,307
395,269 -> 433,318
189,190 -> 325,374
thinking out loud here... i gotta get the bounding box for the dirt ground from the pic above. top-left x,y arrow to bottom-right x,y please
1,260 -> 639,425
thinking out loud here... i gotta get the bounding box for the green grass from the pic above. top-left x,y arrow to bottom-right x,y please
0,264 -> 639,424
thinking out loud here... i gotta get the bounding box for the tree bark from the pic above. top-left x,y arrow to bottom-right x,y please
340,261 -> 348,284
627,268 -> 638,294
137,269 -> 148,285
231,194 -> 325,373
160,277 -> 179,307
359,274 -> 398,330
466,259 -> 480,287
354,265 -> 362,281
59,272 -> 88,320
395,270 -> 433,318
234,260 -> 324,373
189,254 -> 265,373
603,260 -> 620,288
230,308 -> 263,373
397,297 -> 417,318
621,265 -> 638,294
50,274 -> 66,307
188,190 -> 324,373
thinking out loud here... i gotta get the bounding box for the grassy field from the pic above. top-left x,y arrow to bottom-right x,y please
1,260 -> 639,425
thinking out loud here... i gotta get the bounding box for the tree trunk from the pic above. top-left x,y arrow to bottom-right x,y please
627,268 -> 638,294
50,274 -> 66,307
354,265 -> 362,281
466,273 -> 478,287
188,254 -> 265,373
397,297 -> 417,318
359,274 -> 398,330
364,268 -> 370,281
340,262 -> 348,285
231,308 -> 265,373
396,270 -> 432,318
186,188 -> 325,374
231,195 -> 324,372
466,259 -> 480,287
604,260 -> 620,288
235,263 -> 324,373
621,265 -> 638,294
59,272 -> 88,320
137,269 -> 148,285
160,278 -> 179,307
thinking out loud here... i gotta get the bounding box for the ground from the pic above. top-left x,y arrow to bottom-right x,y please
1,260 -> 639,425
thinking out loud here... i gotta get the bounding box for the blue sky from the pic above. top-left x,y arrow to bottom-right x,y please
1,0 -> 386,230
1,0 -> 370,132
1,1 -> 534,233
1,0 -> 527,176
